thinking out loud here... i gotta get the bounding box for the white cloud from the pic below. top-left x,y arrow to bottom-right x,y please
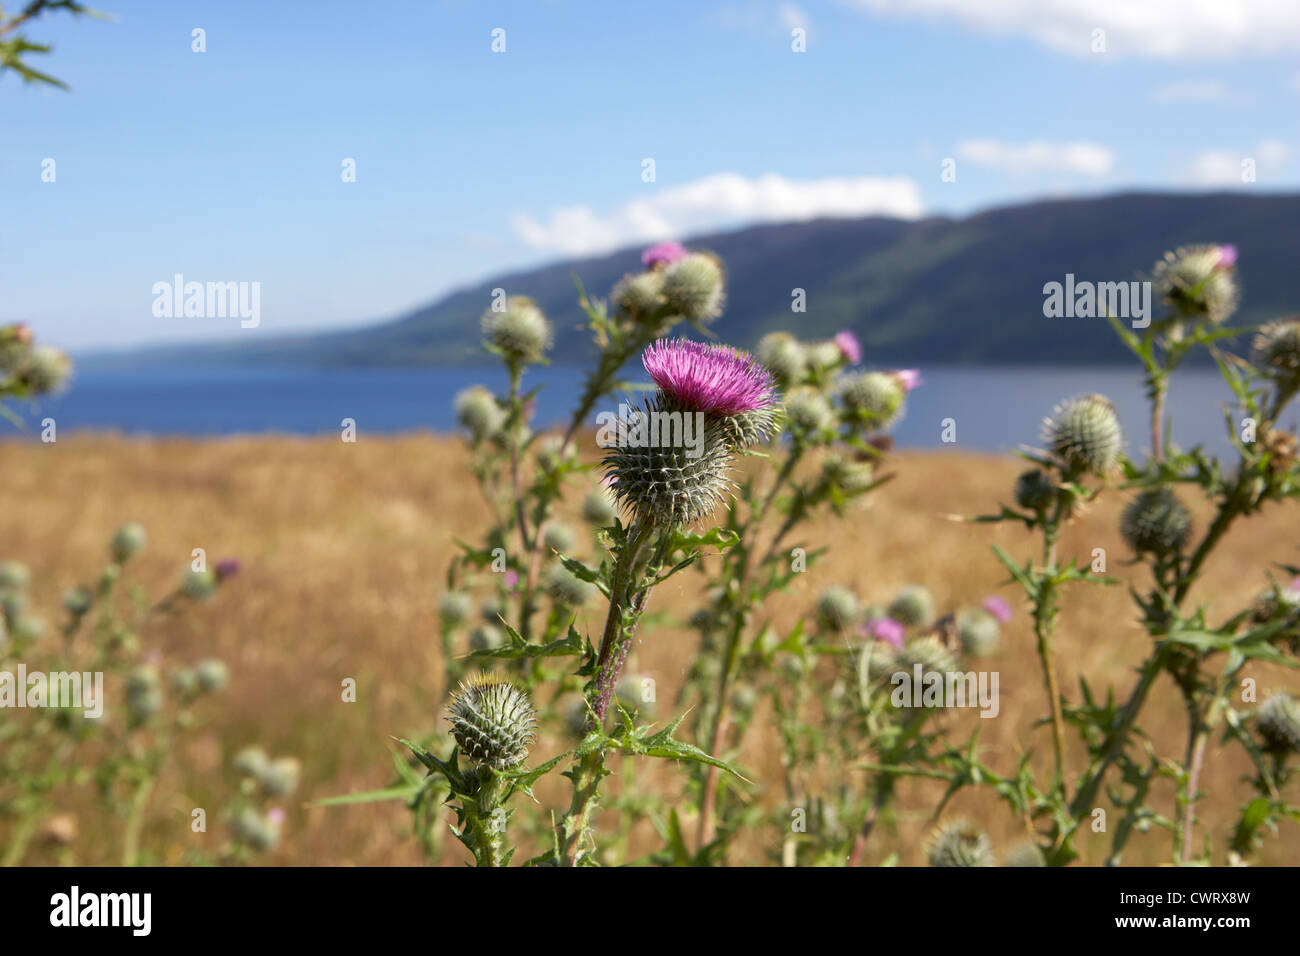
956,139 -> 1116,177
841,0 -> 1300,59
779,3 -> 809,32
1151,80 -> 1230,103
511,172 -> 924,257
715,2 -> 811,37
1185,140 -> 1292,185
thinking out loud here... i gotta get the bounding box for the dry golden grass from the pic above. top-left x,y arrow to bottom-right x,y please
2,432 -> 1297,865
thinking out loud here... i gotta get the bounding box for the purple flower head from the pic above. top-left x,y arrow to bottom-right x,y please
215,558 -> 241,582
894,369 -> 923,392
641,241 -> 689,270
983,595 -> 1013,624
834,330 -> 862,365
1291,575 -> 1300,592
864,617 -> 905,649
1216,244 -> 1238,269
267,807 -> 286,826
642,338 -> 776,416
504,570 -> 520,589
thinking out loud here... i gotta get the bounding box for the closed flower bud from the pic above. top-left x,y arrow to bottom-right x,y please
18,345 -> 72,394
13,615 -> 44,642
232,807 -> 280,852
896,635 -> 958,680
61,586 -> 94,617
542,521 -> 576,554
440,591 -> 474,627
784,387 -> 834,436
888,586 -> 934,629
258,756 -> 301,796
613,271 -> 666,317
171,668 -> 199,696
110,522 -> 147,563
126,666 -> 163,722
446,673 -> 537,770
1121,488 -> 1191,557
0,560 -> 29,591
581,486 -> 617,526
543,562 -> 596,607
1253,318 -> 1300,387
535,434 -> 575,472
756,332 -> 806,387
615,674 -> 654,717
806,341 -> 844,372
1044,394 -> 1122,476
814,586 -> 860,632
1003,841 -> 1046,867
839,371 -> 904,428
1255,693 -> 1300,754
818,454 -> 875,493
454,385 -> 505,440
196,658 -> 229,693
662,252 -> 725,322
1152,244 -> 1239,326
469,624 -> 504,653
1014,469 -> 1058,513
233,745 -> 269,778
925,819 -> 994,867
562,695 -> 590,737
181,568 -> 218,601
958,608 -> 1000,657
482,296 -> 553,364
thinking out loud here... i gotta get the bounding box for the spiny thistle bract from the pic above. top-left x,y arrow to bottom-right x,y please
1151,244 -> 1239,326
1253,318 -> 1300,387
888,586 -> 934,629
814,586 -> 859,633
481,296 -> 553,364
661,252 -> 725,322
1255,693 -> 1300,755
756,331 -> 807,387
1121,488 -> 1192,557
925,819 -> 995,867
110,521 -> 147,563
958,608 -> 1000,657
446,673 -> 538,770
543,562 -> 597,607
1014,469 -> 1058,513
839,371 -> 904,428
1043,394 -> 1123,476
454,385 -> 505,440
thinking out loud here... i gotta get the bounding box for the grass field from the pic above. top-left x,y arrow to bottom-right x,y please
2,432 -> 1297,865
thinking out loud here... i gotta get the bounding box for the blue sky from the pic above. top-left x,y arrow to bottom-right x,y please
3,0 -> 1298,349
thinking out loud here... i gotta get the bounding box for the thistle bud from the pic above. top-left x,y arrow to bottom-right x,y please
535,434 -> 575,472
1044,394 -> 1122,476
110,522 -> 147,563
896,635 -> 958,679
0,560 -> 29,592
454,385 -> 505,440
581,486 -> 617,526
1014,469 -> 1058,513
661,253 -> 725,322
542,521 -> 576,555
196,658 -> 229,693
1255,693 -> 1300,755
125,666 -> 163,723
784,387 -> 834,436
888,586 -> 934,629
13,615 -> 44,642
615,673 -> 655,717
1152,244 -> 1239,326
806,341 -> 844,372
543,562 -> 596,607
839,371 -> 904,429
440,591 -> 474,628
171,668 -> 199,696
258,756 -> 301,796
925,819 -> 994,867
1252,318 -> 1300,387
1003,841 -> 1046,867
756,332 -> 806,387
958,608 -> 1000,657
234,745 -> 269,778
231,807 -> 280,852
613,271 -> 666,317
817,454 -> 875,494
58,587 -> 91,618
18,345 -> 72,394
181,568 -> 218,601
814,586 -> 860,633
1121,488 -> 1192,557
481,296 -> 553,364
446,673 -> 537,770
468,624 -> 504,653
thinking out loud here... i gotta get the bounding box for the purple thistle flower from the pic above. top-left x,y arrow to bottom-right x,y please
864,617 -> 905,649
267,807 -> 286,826
895,369 -> 923,392
504,570 -> 520,588
834,330 -> 862,365
983,595 -> 1013,624
215,558 -> 241,582
642,338 -> 776,416
641,241 -> 688,270
1216,244 -> 1238,269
